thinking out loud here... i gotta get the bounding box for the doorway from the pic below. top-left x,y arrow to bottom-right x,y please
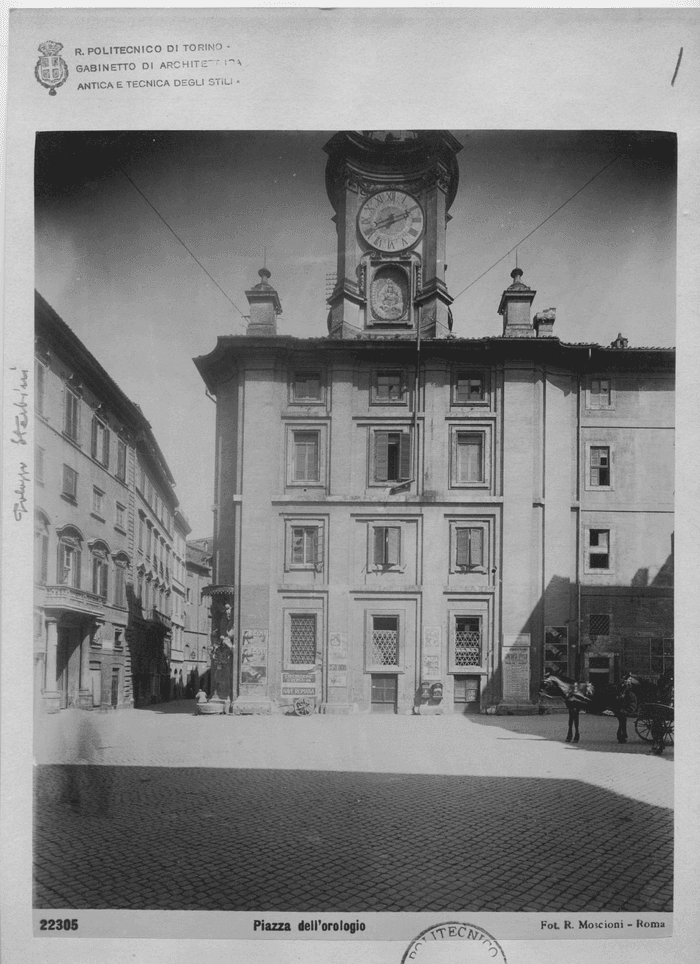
371,674 -> 397,713
111,669 -> 120,708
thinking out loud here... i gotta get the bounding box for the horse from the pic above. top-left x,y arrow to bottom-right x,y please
539,672 -> 629,744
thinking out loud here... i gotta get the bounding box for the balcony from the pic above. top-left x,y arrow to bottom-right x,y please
44,585 -> 104,617
150,607 -> 172,630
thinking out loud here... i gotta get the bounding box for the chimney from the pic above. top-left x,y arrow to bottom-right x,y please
534,308 -> 556,338
498,268 -> 536,337
245,268 -> 282,336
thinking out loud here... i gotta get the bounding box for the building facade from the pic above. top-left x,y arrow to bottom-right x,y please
183,539 -> 213,694
34,293 -> 182,711
194,132 -> 674,715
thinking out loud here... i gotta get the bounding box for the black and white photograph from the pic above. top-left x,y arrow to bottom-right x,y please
32,125 -> 675,911
3,7 -> 700,964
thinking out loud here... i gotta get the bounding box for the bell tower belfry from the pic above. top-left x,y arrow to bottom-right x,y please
324,130 -> 462,339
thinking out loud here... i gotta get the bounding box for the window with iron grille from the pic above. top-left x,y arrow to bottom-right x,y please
588,528 -> 610,570
589,377 -> 612,409
454,372 -> 485,404
290,614 -> 317,665
453,616 -> 482,667
374,370 -> 405,402
588,613 -> 611,636
372,526 -> 401,567
455,527 -> 484,570
64,388 -> 80,441
455,432 -> 484,484
293,371 -> 322,401
589,446 -> 611,487
292,431 -> 320,482
62,464 -> 78,502
371,615 -> 399,666
373,430 -> 411,483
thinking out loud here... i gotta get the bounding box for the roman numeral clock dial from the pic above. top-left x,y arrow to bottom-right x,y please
358,190 -> 425,253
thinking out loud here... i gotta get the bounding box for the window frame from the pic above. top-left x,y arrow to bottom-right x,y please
584,526 -> 614,574
290,369 -> 324,405
367,523 -> 405,572
285,520 -> 325,573
450,426 -> 490,489
35,445 -> 45,485
371,369 -> 408,406
586,375 -> 615,411
91,416 -> 110,468
115,502 -> 126,532
92,486 -> 105,519
585,441 -> 614,491
115,438 -> 127,481
92,550 -> 109,599
57,536 -> 82,590
286,425 -> 326,488
63,386 -> 81,442
369,426 -> 412,486
364,610 -> 405,672
35,358 -> 47,418
448,612 -> 486,673
452,369 -> 489,407
283,607 -> 322,671
62,464 -> 78,503
452,524 -> 487,573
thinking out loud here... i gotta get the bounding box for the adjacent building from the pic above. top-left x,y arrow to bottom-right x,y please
183,538 -> 213,692
194,131 -> 674,716
34,292 -> 182,711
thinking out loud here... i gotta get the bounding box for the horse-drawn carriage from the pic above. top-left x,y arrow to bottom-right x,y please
634,701 -> 674,748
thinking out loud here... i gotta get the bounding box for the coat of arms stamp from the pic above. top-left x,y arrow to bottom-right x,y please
35,40 -> 69,95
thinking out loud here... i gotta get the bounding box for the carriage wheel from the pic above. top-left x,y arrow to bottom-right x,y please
635,715 -> 653,743
293,697 -> 315,716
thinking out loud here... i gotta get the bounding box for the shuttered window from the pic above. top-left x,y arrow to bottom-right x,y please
114,564 -> 127,608
62,464 -> 78,500
373,526 -> 401,566
455,433 -> 483,483
58,542 -> 81,589
64,389 -> 80,440
35,361 -> 46,416
293,432 -> 320,482
91,417 -> 110,467
291,526 -> 323,569
455,527 -> 484,569
374,431 -> 411,483
590,378 -> 612,409
455,373 -> 484,403
116,438 -> 127,480
375,370 -> 404,401
92,555 -> 109,599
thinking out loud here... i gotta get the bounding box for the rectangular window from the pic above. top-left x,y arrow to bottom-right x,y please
372,526 -> 401,567
91,417 -> 110,467
291,526 -> 322,568
62,464 -> 78,501
290,614 -> 317,665
374,430 -> 411,483
293,372 -> 322,401
456,432 -> 484,483
146,526 -> 152,559
590,446 -> 611,487
375,370 -> 404,402
93,556 -> 108,599
293,431 -> 320,482
92,487 -> 104,517
116,439 -> 127,481
58,543 -> 81,589
455,373 -> 485,403
454,675 -> 480,704
588,529 -> 610,570
114,566 -> 126,608
35,446 -> 45,484
455,527 -> 484,570
371,615 -> 399,667
64,389 -> 80,440
454,616 -> 482,667
590,378 -> 612,409
589,614 -> 611,636
36,531 -> 49,585
138,464 -> 146,493
35,361 -> 46,416
116,503 -> 125,529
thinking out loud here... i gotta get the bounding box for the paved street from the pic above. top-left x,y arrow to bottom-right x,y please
34,704 -> 673,913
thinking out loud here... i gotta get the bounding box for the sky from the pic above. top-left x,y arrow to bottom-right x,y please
35,129 -> 676,536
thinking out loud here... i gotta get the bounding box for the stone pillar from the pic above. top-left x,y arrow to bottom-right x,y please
42,618 -> 61,713
78,625 -> 94,709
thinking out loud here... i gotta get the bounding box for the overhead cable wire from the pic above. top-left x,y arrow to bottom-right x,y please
119,167 -> 249,325
451,152 -> 625,303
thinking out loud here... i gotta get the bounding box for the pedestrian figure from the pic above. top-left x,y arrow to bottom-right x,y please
195,684 -> 208,716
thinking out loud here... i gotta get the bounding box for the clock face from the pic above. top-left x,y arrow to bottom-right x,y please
358,190 -> 424,252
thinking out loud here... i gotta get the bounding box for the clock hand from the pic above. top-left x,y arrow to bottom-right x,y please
373,204 -> 420,231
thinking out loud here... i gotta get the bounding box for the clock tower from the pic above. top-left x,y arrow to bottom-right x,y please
324,130 -> 462,339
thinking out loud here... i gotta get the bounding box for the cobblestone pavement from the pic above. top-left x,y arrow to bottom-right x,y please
34,706 -> 673,913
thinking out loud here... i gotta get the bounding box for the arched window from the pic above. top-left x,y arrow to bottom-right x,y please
35,511 -> 51,585
56,526 -> 83,589
90,540 -> 110,600
113,552 -> 130,609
